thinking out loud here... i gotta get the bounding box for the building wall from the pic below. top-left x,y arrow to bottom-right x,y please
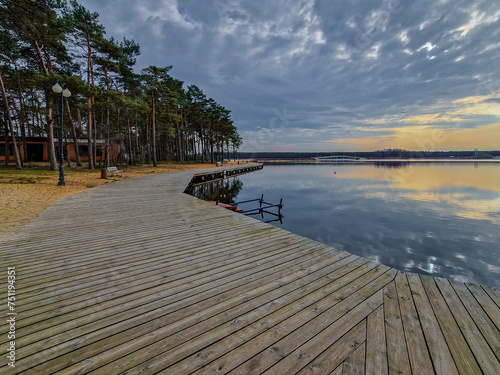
0,139 -> 120,163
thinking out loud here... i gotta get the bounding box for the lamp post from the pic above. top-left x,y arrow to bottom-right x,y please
52,82 -> 71,186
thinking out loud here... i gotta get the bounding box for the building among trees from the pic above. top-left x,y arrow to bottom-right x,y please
0,137 -> 119,163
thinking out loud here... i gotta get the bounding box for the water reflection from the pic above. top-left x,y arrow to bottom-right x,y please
229,163 -> 500,287
188,176 -> 284,224
337,162 -> 500,224
374,161 -> 411,168
189,178 -> 243,203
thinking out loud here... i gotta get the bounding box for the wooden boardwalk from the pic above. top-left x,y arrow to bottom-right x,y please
1,164 -> 499,374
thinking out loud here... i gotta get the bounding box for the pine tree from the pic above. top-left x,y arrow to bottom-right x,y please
66,0 -> 106,169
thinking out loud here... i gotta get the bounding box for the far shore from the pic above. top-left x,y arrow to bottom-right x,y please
250,158 -> 500,164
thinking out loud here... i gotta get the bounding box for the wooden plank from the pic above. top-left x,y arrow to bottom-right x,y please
342,342 -> 366,375
2,228 -> 273,299
421,276 -> 482,374
25,257 -> 372,375
365,305 -> 388,375
1,210 -> 250,258
467,283 -> 500,329
296,320 -> 366,374
223,272 -> 394,375
10,222 -> 280,285
258,292 -> 382,375
383,280 -> 411,375
12,242 -> 329,367
32,224 -> 289,269
5,223 -> 265,271
120,267 -> 392,375
406,273 -> 458,375
6,235 -> 304,318
7,230 -> 287,305
4,244 -> 342,349
24,257 -> 364,374
435,278 -> 499,372
394,272 -> 434,374
12,237 -> 322,326
482,285 -> 500,309
451,281 -> 500,361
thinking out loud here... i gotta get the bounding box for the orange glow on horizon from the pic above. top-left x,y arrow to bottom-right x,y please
330,122 -> 500,151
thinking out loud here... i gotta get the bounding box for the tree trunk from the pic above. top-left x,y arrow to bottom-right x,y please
0,69 -> 22,169
46,112 -> 57,170
87,98 -> 94,169
32,89 -> 43,136
9,90 -> 28,162
192,131 -> 196,162
36,41 -> 57,169
14,62 -> 28,161
65,97 -> 81,166
151,92 -> 157,167
87,36 -> 94,169
210,123 -> 214,163
95,106 -> 99,168
33,40 -> 49,75
176,108 -> 182,162
3,114 -> 10,166
43,49 -> 53,73
127,113 -> 133,165
105,103 -> 110,168
77,107 -> 82,130
92,102 -> 99,168
200,129 -> 205,162
176,121 -> 182,162
66,141 -> 72,168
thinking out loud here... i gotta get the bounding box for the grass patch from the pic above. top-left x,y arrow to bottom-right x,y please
0,168 -> 56,176
16,177 -> 37,184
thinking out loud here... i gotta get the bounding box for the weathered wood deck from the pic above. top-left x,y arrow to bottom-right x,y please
1,164 -> 499,374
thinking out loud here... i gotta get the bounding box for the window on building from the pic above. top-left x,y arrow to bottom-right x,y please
78,145 -> 89,156
78,144 -> 103,156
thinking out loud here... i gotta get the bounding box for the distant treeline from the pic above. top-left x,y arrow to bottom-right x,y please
239,149 -> 500,160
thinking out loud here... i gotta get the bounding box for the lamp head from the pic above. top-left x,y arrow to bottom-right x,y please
62,88 -> 71,98
52,82 -> 62,93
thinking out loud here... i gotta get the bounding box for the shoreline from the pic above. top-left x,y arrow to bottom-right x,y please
250,158 -> 500,164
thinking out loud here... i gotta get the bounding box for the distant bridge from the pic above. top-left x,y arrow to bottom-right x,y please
314,155 -> 364,162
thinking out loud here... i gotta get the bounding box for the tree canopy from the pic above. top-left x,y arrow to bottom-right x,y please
0,0 -> 241,169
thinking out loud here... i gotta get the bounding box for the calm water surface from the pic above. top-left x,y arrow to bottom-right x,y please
192,162 -> 500,287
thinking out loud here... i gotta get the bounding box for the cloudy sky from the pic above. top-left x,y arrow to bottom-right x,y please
78,0 -> 500,153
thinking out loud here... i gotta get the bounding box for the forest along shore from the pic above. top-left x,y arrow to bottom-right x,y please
0,162 -> 235,239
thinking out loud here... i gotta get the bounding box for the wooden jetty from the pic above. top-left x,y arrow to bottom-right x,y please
185,164 -> 263,189
0,163 -> 499,374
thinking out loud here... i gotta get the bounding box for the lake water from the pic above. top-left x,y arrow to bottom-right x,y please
190,162 -> 500,287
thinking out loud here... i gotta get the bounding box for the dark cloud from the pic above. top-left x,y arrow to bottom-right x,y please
78,0 -> 500,151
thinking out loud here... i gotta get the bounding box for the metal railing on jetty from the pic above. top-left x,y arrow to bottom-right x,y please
234,194 -> 284,223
